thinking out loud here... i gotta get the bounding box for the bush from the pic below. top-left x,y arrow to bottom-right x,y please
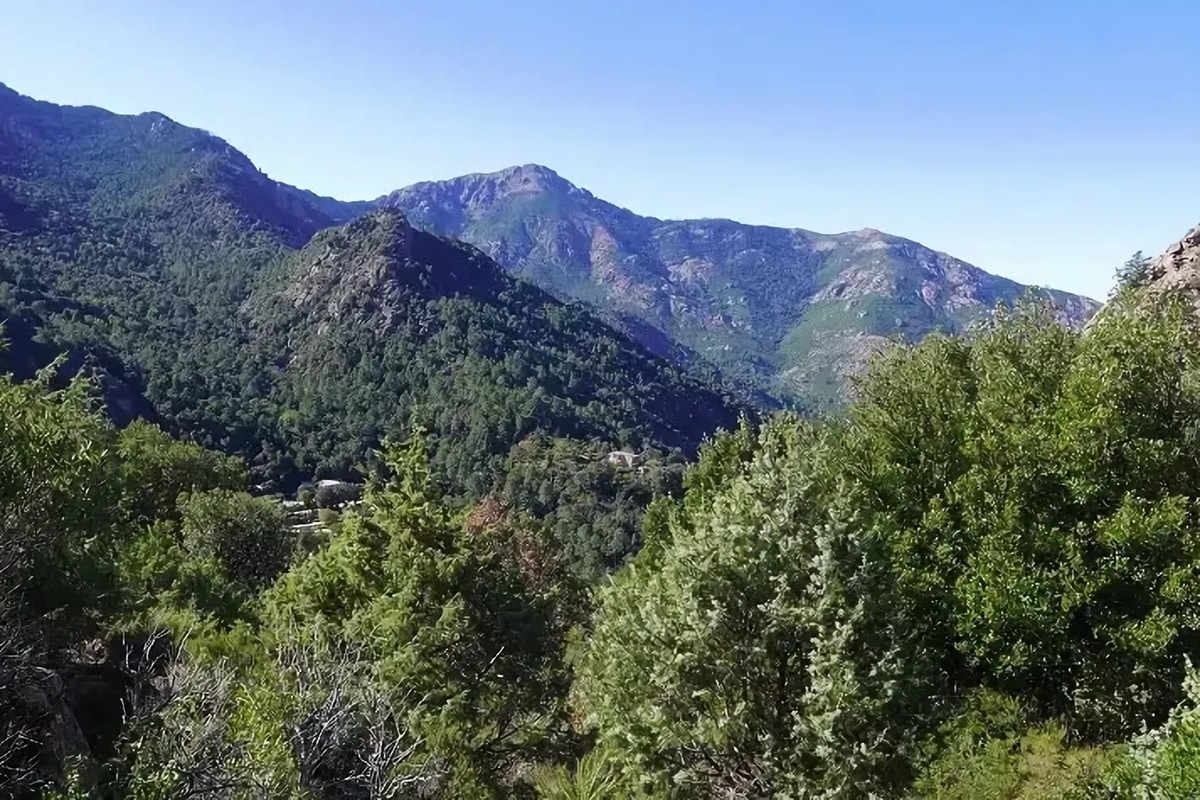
178,489 -> 294,588
576,419 -> 934,797
911,690 -> 1119,798
1102,665 -> 1200,797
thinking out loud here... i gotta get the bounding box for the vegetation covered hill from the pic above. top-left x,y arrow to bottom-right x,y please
381,164 -> 1100,408
0,83 -> 744,498
250,208 -> 744,495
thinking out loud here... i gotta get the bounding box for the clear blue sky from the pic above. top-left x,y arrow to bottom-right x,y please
2,0 -> 1197,299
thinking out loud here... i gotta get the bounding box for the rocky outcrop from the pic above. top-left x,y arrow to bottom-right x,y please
1085,223 -> 1200,333
1147,224 -> 1200,305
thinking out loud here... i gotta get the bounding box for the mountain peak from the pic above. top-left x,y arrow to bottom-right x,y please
470,162 -> 580,197
503,163 -> 563,180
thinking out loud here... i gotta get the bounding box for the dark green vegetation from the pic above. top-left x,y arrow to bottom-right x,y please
381,164 -> 1100,409
251,209 -> 741,496
10,280 -> 1200,798
0,84 -> 743,501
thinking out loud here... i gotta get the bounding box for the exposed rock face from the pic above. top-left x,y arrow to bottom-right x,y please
1147,224 -> 1200,304
1085,224 -> 1200,334
13,668 -> 92,770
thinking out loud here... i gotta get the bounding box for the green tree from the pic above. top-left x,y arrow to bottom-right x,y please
1112,250 -> 1152,295
116,420 -> 246,525
178,489 -> 293,589
848,299 -> 1200,737
0,367 -> 120,648
576,418 -> 933,797
265,436 -> 572,796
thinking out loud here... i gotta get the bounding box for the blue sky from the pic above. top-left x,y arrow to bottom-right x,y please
2,0 -> 1197,299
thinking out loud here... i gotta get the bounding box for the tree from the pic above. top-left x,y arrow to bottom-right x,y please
0,368 -> 120,650
847,300 -> 1200,737
575,418 -> 934,797
0,367 -> 124,794
265,435 -> 572,796
116,420 -> 246,526
1112,250 -> 1152,295
178,489 -> 293,589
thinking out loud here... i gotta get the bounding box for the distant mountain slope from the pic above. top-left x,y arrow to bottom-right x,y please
0,84 -> 744,488
381,164 -> 1100,408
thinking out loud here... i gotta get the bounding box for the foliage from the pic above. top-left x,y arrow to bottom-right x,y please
847,299 -> 1200,738
49,636 -> 437,800
1102,664 -> 1200,797
576,298 -> 1200,796
498,435 -> 687,579
0,366 -> 265,795
1112,250 -> 1153,296
576,418 -> 935,797
265,436 -> 576,796
910,690 -> 1120,799
178,489 -> 293,589
116,420 -> 245,525
0,367 -> 120,650
531,745 -> 623,800
3,98 -> 1198,800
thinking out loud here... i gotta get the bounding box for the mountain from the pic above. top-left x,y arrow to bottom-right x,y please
0,83 -> 744,490
380,164 -> 1101,408
251,209 -> 744,495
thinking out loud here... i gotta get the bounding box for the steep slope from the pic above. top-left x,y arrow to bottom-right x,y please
381,164 -> 1100,408
251,210 -> 744,495
0,81 -> 345,472
1145,224 -> 1200,304
0,84 -> 743,489
1085,224 -> 1200,333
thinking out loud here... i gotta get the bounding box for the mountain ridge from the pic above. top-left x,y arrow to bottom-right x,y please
0,83 -> 746,489
0,79 -> 1100,419
379,164 -> 1100,407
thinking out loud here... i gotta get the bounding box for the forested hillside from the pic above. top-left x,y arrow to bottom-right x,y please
0,83 -> 745,497
250,209 -> 741,492
4,79 -> 1199,799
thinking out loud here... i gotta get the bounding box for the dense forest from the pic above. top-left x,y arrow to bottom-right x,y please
381,164 -> 1099,410
0,82 -> 748,496
8,277 -> 1200,798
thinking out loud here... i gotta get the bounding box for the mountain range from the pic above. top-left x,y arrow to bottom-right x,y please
379,164 -> 1100,408
0,82 -> 740,493
0,80 -> 1099,486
